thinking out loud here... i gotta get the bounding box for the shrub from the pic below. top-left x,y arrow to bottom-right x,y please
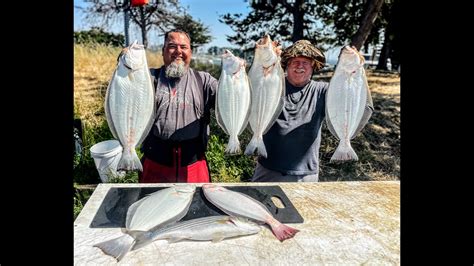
74,27 -> 125,47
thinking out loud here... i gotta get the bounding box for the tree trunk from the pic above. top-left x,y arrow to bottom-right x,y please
139,6 -> 148,48
350,0 -> 384,50
291,0 -> 305,42
388,0 -> 400,71
376,29 -> 391,70
377,0 -> 399,71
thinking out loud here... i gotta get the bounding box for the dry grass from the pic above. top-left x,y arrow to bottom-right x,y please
74,43 -> 164,184
74,43 -> 163,128
367,71 -> 400,96
315,69 -> 400,181
364,71 -> 400,180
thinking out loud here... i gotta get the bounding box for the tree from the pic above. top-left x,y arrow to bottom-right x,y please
376,0 -> 400,70
208,46 -> 220,55
207,46 -> 243,57
79,0 -> 181,48
350,0 -> 384,50
318,0 -> 399,70
220,0 -> 335,51
220,0 -> 384,52
74,27 -> 125,46
172,14 -> 212,51
316,0 -> 384,51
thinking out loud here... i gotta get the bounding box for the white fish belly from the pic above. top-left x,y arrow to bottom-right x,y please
105,48 -> 155,170
107,66 -> 154,149
247,66 -> 284,136
125,185 -> 195,231
203,185 -> 272,223
216,70 -> 251,139
326,68 -> 368,142
151,215 -> 260,242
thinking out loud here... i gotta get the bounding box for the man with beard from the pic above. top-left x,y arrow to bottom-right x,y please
251,40 -> 374,182
139,30 -> 218,183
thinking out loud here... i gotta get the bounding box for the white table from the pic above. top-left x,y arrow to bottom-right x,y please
74,181 -> 400,265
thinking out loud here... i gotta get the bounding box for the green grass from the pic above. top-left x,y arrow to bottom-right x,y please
74,186 -> 94,220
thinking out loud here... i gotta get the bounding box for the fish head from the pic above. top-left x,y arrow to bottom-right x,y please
202,184 -> 227,194
174,184 -> 196,194
273,41 -> 282,56
260,34 -> 271,45
121,40 -> 145,71
222,50 -> 244,75
229,216 -> 262,234
254,35 -> 278,67
338,45 -> 364,73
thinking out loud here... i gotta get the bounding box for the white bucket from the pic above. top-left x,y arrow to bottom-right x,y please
90,140 -> 124,182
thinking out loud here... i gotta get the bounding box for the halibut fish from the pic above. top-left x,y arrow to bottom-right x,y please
202,184 -> 299,242
93,185 -> 196,261
105,40 -> 155,171
131,215 -> 261,251
245,35 -> 285,158
216,50 -> 252,154
326,45 -> 371,162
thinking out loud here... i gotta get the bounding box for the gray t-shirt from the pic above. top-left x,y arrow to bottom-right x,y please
259,79 -> 329,175
151,67 -> 217,141
259,78 -> 373,176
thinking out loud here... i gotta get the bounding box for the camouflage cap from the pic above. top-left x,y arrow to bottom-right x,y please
281,40 -> 326,71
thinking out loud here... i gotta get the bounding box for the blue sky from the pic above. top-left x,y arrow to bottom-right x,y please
74,0 -> 251,49
180,0 -> 251,48
74,0 -> 340,62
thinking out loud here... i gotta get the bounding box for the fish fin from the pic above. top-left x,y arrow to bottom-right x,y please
136,99 -> 156,148
225,135 -> 241,155
211,236 -> 226,243
244,137 -> 256,156
127,230 -> 147,239
130,231 -> 154,251
255,137 -> 267,158
117,148 -> 143,171
93,234 -> 136,262
167,237 -> 185,244
104,85 -> 119,140
268,221 -> 300,242
330,140 -> 358,162
244,136 -> 267,157
245,135 -> 267,158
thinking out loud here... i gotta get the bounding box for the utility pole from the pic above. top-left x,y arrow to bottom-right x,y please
121,0 -> 131,46
124,9 -> 130,46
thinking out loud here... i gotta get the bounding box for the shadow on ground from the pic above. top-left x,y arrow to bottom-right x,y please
319,90 -> 400,181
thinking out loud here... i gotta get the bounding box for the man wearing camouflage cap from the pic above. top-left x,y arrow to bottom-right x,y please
251,40 -> 374,182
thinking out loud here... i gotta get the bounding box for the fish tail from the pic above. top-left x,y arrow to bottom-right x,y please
118,147 -> 143,171
93,234 -> 136,262
256,137 -> 268,158
244,136 -> 257,156
268,219 -> 300,242
225,135 -> 241,155
244,135 -> 267,158
129,231 -> 153,251
330,140 -> 359,162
